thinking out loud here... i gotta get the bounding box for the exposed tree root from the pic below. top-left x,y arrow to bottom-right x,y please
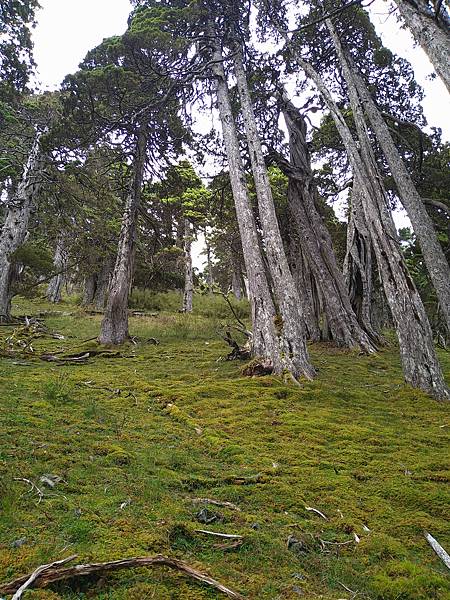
0,554 -> 245,599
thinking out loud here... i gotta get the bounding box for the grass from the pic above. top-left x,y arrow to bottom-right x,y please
0,294 -> 449,599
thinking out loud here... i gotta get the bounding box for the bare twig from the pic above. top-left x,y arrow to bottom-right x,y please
195,530 -> 244,540
14,478 -> 44,504
305,506 -> 328,520
0,555 -> 245,599
191,498 -> 241,512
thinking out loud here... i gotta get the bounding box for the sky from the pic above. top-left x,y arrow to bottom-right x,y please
31,0 -> 449,263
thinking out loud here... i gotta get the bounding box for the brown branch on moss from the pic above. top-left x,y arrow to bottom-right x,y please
0,555 -> 245,599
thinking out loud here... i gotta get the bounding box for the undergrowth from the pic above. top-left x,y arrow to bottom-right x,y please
0,296 -> 449,599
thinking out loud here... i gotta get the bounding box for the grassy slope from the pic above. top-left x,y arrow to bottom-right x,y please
0,296 -> 449,600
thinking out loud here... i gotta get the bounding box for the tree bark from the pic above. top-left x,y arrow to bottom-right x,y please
343,181 -> 384,344
209,36 -> 285,374
394,0 -> 450,93
98,126 -> 147,344
280,93 -> 377,351
182,218 -> 194,312
327,23 -> 450,334
322,21 -> 448,398
230,250 -> 243,300
93,255 -> 114,310
0,130 -> 46,320
46,236 -> 66,303
277,26 -> 447,397
82,274 -> 97,306
232,47 -> 315,380
205,237 -> 214,294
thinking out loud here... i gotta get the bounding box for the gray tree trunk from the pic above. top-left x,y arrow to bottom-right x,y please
232,47 -> 315,380
182,218 -> 194,312
46,236 -> 66,303
279,29 -> 447,397
98,127 -> 147,344
323,22 -> 448,399
394,0 -> 450,93
280,93 -> 376,351
343,182 -> 384,345
93,256 -> 114,310
231,251 -> 243,300
327,23 -> 450,333
210,37 -> 285,374
82,274 -> 97,306
205,237 -> 214,294
0,130 -> 46,320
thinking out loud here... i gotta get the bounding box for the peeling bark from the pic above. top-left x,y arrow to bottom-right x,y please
332,35 -> 450,333
232,47 -> 315,379
0,131 -> 46,320
344,182 -> 384,345
394,0 -> 450,93
280,93 -> 376,352
182,218 -> 194,312
98,127 -> 147,344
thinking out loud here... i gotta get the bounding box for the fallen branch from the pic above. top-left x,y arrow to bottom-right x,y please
0,555 -> 245,599
191,498 -> 241,512
305,506 -> 328,520
11,555 -> 77,600
195,530 -> 244,540
425,531 -> 450,569
13,478 -> 45,504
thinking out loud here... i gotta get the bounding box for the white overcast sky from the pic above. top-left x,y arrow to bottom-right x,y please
31,0 -> 448,246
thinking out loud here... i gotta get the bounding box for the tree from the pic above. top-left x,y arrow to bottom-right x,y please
393,0 -> 450,93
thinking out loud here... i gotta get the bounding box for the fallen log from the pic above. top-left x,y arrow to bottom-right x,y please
0,554 -> 245,599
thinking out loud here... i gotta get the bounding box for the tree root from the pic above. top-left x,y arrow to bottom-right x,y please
0,554 -> 245,599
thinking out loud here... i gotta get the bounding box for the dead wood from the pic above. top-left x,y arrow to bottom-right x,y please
0,555 -> 245,599
191,498 -> 241,511
195,529 -> 244,540
10,555 -> 77,600
425,531 -> 450,569
40,350 -> 123,365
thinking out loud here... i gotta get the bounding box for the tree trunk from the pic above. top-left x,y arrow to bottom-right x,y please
0,130 -> 46,320
394,0 -> 450,93
343,182 -> 384,344
210,36 -> 285,374
232,47 -> 315,380
46,236 -> 66,303
280,93 -> 377,351
278,27 -> 447,397
82,274 -> 97,306
230,251 -> 243,300
322,21 -> 448,399
182,218 -> 194,312
98,127 -> 147,344
93,256 -> 114,310
284,215 -> 322,341
205,237 -> 214,294
327,24 -> 450,334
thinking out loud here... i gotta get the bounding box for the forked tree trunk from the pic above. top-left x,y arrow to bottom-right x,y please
47,236 -> 66,303
327,22 -> 450,334
210,36 -> 284,374
394,0 -> 450,93
232,47 -> 315,380
93,256 -> 114,310
0,130 -> 46,320
343,182 -> 384,345
320,25 -> 448,398
280,30 -> 448,397
98,127 -> 147,344
280,93 -> 376,351
182,218 -> 194,312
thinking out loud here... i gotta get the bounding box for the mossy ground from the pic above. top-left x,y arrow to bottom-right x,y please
0,294 -> 449,599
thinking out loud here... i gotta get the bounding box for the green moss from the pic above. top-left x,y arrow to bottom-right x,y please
0,296 -> 449,599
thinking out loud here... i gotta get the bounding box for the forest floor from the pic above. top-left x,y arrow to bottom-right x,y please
0,295 -> 449,600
